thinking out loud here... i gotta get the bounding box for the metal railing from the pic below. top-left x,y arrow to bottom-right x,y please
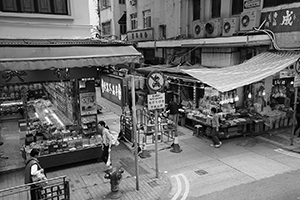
0,175 -> 70,200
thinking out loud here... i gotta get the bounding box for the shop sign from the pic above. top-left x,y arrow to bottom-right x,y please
147,92 -> 165,110
127,28 -> 154,42
294,75 -> 300,88
261,7 -> 300,33
79,92 -> 97,116
243,0 -> 261,10
100,75 -> 123,107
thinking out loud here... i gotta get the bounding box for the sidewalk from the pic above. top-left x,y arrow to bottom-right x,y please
256,126 -> 300,153
0,89 -> 172,200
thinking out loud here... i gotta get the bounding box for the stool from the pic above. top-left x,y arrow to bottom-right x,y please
194,124 -> 203,137
0,141 -> 8,159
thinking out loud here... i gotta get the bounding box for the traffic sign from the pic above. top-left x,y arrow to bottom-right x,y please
146,71 -> 165,92
147,92 -> 165,110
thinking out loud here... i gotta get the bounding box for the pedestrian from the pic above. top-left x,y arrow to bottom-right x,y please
98,121 -> 113,170
24,148 -> 44,200
210,107 -> 222,148
293,97 -> 300,137
166,94 -> 179,147
166,94 -> 179,130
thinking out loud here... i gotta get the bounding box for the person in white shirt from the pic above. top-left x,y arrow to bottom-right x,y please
98,121 -> 112,170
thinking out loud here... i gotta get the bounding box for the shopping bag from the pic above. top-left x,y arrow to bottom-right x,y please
32,170 -> 48,187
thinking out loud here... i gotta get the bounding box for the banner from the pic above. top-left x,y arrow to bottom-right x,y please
100,74 -> 123,107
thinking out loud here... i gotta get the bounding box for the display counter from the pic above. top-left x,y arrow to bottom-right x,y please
21,99 -> 105,169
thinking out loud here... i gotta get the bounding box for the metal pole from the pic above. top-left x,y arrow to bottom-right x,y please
131,75 -> 139,190
291,87 -> 298,145
154,108 -> 159,178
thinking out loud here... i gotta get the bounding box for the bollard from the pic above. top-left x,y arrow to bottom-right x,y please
104,167 -> 124,199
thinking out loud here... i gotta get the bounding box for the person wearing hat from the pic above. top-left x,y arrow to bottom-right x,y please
24,148 -> 44,200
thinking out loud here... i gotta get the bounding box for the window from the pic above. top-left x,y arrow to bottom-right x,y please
211,0 -> 221,18
101,0 -> 110,8
0,0 -> 68,15
232,0 -> 243,15
102,21 -> 111,35
143,10 -> 151,28
159,24 -> 166,38
120,24 -> 126,34
130,13 -> 138,30
119,0 -> 125,4
193,0 -> 200,21
264,0 -> 300,8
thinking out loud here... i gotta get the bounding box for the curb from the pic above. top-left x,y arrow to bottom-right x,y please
256,135 -> 300,153
0,166 -> 24,175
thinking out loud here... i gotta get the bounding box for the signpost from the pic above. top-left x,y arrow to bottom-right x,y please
146,71 -> 165,178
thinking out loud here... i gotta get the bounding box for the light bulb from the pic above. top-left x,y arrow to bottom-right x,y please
262,90 -> 266,96
234,95 -> 239,101
248,92 -> 252,99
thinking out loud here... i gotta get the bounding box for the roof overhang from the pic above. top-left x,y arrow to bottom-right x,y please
182,51 -> 300,93
0,45 -> 142,71
136,35 -> 271,48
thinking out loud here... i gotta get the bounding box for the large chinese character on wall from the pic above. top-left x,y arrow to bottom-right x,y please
261,7 -> 300,33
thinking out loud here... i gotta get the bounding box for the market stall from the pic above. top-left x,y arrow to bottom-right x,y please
0,39 -> 142,169
181,51 -> 300,138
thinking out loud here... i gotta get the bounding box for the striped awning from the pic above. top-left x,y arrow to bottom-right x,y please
0,45 -> 142,71
182,51 -> 300,92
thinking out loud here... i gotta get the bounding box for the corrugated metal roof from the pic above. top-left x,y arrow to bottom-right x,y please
182,51 -> 300,92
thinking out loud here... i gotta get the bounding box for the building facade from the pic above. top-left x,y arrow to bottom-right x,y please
0,0 -> 93,39
98,0 -> 127,40
126,0 -> 300,66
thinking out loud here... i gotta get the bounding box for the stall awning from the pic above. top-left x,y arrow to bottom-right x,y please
182,51 -> 300,93
0,45 -> 142,71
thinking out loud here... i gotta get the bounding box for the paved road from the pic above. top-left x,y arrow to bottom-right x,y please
141,129 -> 300,200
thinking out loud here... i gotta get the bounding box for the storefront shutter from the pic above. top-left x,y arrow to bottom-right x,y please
20,0 -> 35,13
53,0 -> 67,14
1,0 -> 18,12
37,0 -> 51,13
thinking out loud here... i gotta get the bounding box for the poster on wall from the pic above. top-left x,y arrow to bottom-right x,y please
100,74 -> 123,107
79,92 -> 97,116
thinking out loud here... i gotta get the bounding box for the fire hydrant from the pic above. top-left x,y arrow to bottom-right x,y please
104,167 -> 124,199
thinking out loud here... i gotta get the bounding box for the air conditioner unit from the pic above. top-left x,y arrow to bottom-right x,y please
240,9 -> 261,31
204,18 -> 222,38
222,17 -> 240,37
192,20 -> 206,38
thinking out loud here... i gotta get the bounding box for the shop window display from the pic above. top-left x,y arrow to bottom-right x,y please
0,81 -> 104,169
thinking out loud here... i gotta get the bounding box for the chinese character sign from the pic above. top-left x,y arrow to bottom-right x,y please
261,7 -> 300,33
243,0 -> 261,10
100,75 -> 123,107
147,93 -> 165,110
79,92 -> 97,116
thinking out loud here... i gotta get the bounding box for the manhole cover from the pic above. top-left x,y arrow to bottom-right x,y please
195,169 -> 208,176
147,180 -> 159,188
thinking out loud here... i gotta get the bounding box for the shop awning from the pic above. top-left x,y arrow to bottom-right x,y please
182,51 -> 300,93
0,45 -> 142,71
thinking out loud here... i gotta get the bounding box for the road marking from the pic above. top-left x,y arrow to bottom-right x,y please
181,174 -> 190,200
171,173 -> 190,200
171,175 -> 182,200
275,148 -> 300,159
